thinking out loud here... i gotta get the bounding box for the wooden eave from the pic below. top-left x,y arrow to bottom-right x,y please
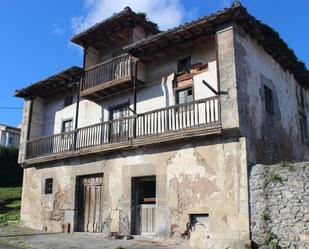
71,7 -> 160,48
126,2 -> 309,88
80,77 -> 146,102
15,66 -> 83,98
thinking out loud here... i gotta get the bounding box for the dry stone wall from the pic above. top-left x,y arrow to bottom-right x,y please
249,162 -> 309,249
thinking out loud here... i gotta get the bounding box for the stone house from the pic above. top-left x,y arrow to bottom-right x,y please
15,3 -> 309,249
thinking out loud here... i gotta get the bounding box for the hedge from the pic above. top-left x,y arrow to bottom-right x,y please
0,146 -> 23,187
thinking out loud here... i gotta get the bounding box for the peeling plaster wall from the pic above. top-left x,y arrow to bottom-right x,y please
20,137 -> 250,248
18,100 -> 31,163
234,26 -> 309,164
30,97 -> 45,138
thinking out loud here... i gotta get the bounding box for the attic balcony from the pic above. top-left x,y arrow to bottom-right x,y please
81,54 -> 145,101
24,96 -> 222,164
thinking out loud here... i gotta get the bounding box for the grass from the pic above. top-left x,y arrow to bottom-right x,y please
269,174 -> 282,183
260,211 -> 270,221
0,187 -> 22,225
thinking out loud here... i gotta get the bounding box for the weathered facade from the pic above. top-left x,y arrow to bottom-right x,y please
16,3 -> 308,249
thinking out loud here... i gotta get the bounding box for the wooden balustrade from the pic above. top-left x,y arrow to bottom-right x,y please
26,131 -> 74,159
82,54 -> 132,91
26,96 -> 221,159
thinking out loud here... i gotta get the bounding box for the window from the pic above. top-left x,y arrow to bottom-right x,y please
298,86 -> 305,109
8,137 -> 13,145
299,114 -> 308,145
61,119 -> 73,133
264,85 -> 274,114
177,56 -> 191,73
44,178 -> 53,194
64,95 -> 73,107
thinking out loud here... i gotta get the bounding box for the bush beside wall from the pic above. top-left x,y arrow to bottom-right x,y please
0,146 -> 22,187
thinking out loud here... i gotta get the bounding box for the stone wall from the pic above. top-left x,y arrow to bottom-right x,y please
250,162 -> 309,249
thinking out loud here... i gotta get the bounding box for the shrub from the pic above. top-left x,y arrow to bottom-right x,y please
0,146 -> 23,187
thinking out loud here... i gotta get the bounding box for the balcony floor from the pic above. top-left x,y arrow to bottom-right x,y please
23,123 -> 221,166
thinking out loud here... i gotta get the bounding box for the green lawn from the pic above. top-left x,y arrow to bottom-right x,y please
0,187 -> 22,224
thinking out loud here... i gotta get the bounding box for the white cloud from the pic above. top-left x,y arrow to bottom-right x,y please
52,26 -> 66,36
71,0 -> 188,34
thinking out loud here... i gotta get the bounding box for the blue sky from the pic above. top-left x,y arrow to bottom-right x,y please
0,0 -> 308,127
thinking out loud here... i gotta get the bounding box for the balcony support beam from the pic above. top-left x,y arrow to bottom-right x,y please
133,59 -> 138,138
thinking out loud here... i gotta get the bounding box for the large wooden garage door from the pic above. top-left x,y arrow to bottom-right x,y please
77,174 -> 103,233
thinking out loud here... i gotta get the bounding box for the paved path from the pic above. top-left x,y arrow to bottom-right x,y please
0,241 -> 26,249
0,224 -> 191,249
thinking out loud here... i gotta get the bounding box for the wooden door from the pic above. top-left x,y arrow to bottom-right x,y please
138,204 -> 156,235
77,174 -> 103,233
110,104 -> 130,143
131,176 -> 156,235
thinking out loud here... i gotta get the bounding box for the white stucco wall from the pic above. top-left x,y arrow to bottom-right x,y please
31,41 -> 218,138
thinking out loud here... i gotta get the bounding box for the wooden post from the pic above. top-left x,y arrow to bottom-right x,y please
133,59 -> 138,138
215,34 -> 222,124
73,48 -> 86,150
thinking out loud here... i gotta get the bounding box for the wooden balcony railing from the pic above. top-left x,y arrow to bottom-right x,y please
82,54 -> 132,91
26,96 -> 221,160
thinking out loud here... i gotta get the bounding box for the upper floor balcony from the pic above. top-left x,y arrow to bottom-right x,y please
25,96 -> 221,164
81,54 -> 145,101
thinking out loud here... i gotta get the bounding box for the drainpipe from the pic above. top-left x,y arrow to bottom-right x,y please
133,59 -> 138,139
73,48 -> 86,150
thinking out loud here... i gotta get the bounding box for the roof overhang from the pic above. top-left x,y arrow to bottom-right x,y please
0,124 -> 21,132
71,7 -> 160,48
126,2 -> 309,88
15,66 -> 83,98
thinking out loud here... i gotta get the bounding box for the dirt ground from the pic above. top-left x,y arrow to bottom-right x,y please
0,223 -> 192,249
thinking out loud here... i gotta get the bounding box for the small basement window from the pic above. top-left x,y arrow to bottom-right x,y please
264,85 -> 274,114
44,178 -> 53,194
189,214 -> 209,231
64,95 -> 73,107
177,56 -> 191,73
